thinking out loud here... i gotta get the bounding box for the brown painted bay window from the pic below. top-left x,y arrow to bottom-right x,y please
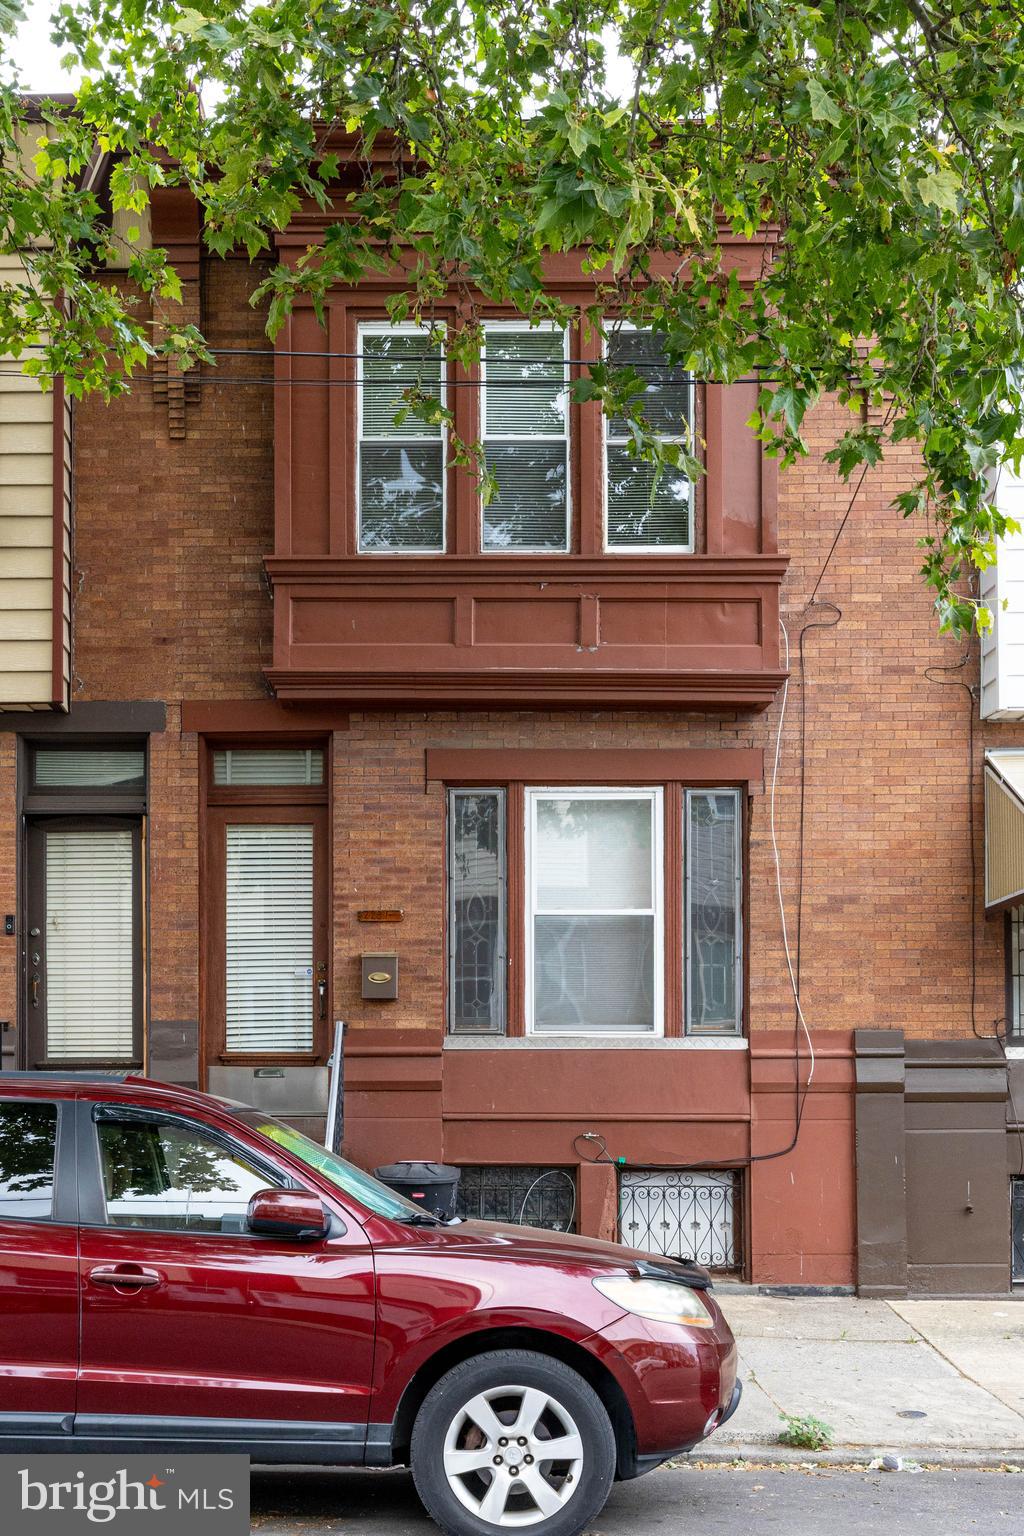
447,782 -> 743,1038
355,319 -> 693,557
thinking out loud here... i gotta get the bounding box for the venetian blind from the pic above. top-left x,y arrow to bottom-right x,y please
605,329 -> 693,549
482,327 -> 569,550
224,823 -> 314,1053
359,327 -> 445,552
45,828 -> 135,1060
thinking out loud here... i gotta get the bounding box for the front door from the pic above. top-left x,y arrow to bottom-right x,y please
0,1095 -> 78,1425
24,818 -> 143,1070
76,1101 -> 375,1439
205,805 -> 330,1066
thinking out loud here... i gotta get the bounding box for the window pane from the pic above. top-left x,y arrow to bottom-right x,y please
46,828 -> 135,1061
449,790 -> 506,1034
484,329 -> 567,436
34,749 -> 145,788
361,331 -> 443,439
97,1118 -> 275,1233
1010,910 -> 1023,1038
606,444 -> 692,549
535,797 -> 652,911
606,329 -> 690,436
212,748 -> 324,786
0,1103 -> 57,1221
359,443 -> 444,551
482,443 -> 567,550
686,790 -> 741,1034
225,824 -> 314,1052
534,914 -> 655,1033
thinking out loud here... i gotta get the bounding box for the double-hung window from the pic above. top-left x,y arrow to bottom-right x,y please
446,783 -> 742,1036
481,322 -> 570,551
357,323 -> 446,552
528,788 -> 663,1034
605,327 -> 694,551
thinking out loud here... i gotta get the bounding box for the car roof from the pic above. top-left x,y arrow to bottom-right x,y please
0,1072 -> 233,1112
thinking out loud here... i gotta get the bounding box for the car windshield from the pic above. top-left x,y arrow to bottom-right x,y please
229,1110 -> 431,1223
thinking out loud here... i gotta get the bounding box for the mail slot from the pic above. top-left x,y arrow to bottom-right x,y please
362,952 -> 398,1000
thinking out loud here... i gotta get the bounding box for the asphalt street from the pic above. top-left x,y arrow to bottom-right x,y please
249,1465 -> 1024,1536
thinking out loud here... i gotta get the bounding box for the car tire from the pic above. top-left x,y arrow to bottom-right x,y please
410,1348 -> 616,1536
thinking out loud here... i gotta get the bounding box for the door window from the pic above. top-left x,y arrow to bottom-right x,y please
0,1101 -> 58,1221
95,1114 -> 279,1234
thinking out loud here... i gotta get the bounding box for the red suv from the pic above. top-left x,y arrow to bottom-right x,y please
0,1073 -> 740,1536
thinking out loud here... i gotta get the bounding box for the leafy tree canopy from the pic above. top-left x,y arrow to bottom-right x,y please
3,0 -> 1024,630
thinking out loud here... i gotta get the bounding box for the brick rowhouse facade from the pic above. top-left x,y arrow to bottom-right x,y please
1,172 -> 1021,1296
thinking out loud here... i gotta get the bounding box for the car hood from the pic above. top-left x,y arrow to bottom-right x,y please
396,1217 -> 713,1289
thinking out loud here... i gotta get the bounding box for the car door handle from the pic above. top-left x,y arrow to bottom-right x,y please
88,1265 -> 162,1291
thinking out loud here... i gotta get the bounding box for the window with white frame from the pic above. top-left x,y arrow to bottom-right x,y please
481,323 -> 570,551
605,328 -> 694,551
357,324 -> 446,551
527,788 -> 662,1034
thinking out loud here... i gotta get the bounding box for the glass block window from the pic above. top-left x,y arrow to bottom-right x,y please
481,324 -> 570,551
456,1165 -> 577,1233
212,748 -> 324,787
33,748 -> 145,789
605,328 -> 693,550
685,789 -> 742,1034
358,325 -> 445,552
527,788 -> 662,1034
448,790 -> 507,1034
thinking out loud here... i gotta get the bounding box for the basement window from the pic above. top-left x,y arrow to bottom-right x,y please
456,1165 -> 577,1233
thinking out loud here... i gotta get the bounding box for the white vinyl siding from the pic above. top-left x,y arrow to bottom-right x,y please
357,324 -> 446,552
45,828 -> 135,1060
225,823 -> 315,1053
526,788 -> 663,1035
604,328 -> 694,551
481,323 -> 570,551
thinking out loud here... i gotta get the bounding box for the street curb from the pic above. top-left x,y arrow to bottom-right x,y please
677,1443 -> 1024,1470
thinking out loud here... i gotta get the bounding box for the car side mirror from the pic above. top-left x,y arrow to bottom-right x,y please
247,1188 -> 330,1241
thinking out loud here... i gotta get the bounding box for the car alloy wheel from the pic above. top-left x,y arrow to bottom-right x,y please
441,1384 -> 585,1528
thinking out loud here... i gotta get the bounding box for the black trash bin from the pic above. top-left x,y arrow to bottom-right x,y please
375,1160 -> 461,1222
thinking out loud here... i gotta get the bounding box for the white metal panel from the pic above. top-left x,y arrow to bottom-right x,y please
224,823 -> 315,1052
45,828 -> 135,1060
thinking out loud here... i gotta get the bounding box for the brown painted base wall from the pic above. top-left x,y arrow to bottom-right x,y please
340,1028 -> 856,1287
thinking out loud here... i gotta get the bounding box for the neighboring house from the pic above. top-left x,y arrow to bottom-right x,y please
1,139 -> 1022,1295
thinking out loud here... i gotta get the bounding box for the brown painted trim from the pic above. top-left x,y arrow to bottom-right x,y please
50,373 -> 66,710
181,700 -> 350,734
265,554 -> 790,582
984,892 -> 1024,919
267,670 -> 788,711
1,701 -> 167,736
425,748 -> 765,791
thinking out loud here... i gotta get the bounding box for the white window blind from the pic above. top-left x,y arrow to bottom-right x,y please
527,789 -> 662,1034
34,748 -> 145,788
225,823 -> 314,1053
45,828 -> 135,1060
482,325 -> 570,550
358,325 -> 445,551
212,748 -> 324,786
605,328 -> 693,550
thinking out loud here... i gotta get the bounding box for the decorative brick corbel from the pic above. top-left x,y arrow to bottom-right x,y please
150,185 -> 203,441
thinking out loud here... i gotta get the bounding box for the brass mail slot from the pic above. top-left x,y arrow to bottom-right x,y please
362,952 -> 399,1001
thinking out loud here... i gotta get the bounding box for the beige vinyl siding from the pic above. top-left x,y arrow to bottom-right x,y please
0,251 -> 71,711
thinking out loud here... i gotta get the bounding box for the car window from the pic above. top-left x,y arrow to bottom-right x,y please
0,1101 -> 58,1222
96,1115 -> 281,1234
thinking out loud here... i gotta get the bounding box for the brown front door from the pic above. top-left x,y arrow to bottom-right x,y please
24,817 -> 144,1069
205,805 -> 330,1066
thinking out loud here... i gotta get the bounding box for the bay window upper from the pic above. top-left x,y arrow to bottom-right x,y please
265,247 -> 787,710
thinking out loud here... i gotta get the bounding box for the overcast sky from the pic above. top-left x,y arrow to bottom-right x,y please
9,2 -> 78,92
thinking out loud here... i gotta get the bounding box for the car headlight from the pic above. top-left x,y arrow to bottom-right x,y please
592,1275 -> 716,1328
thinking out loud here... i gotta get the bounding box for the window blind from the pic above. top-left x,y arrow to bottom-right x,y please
359,327 -> 445,551
482,327 -> 569,550
34,748 -> 145,788
212,748 -> 324,786
605,329 -> 693,550
45,827 -> 135,1060
224,823 -> 314,1053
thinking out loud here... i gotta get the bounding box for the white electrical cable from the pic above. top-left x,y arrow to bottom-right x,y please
769,619 -> 816,1089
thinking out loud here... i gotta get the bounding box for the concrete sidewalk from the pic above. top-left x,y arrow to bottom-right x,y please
708,1295 -> 1024,1461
